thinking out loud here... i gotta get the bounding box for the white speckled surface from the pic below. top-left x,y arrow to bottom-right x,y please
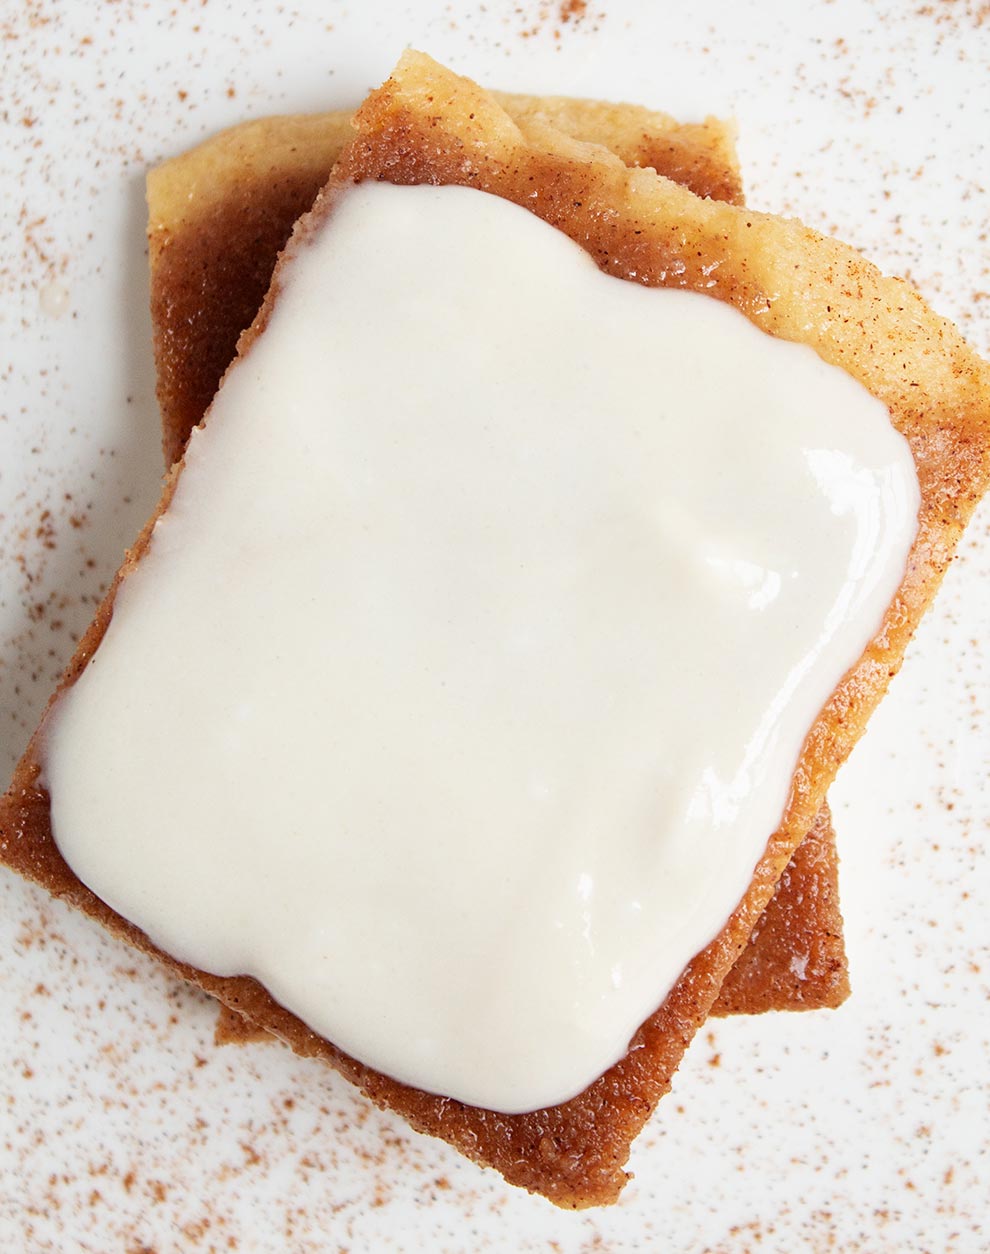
1,2 -> 988,1250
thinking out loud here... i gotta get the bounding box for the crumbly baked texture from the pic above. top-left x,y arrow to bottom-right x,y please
710,803 -> 847,1016
214,1004 -> 271,1047
147,104 -> 850,1023
3,52 -> 989,1207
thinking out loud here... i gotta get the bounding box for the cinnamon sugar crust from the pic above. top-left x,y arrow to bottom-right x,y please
3,52 -> 989,1207
147,103 -> 850,1023
711,804 -> 848,1016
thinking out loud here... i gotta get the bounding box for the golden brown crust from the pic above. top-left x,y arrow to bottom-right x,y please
147,101 -> 850,1027
711,803 -> 850,1015
214,1004 -> 270,1047
3,52 -> 989,1208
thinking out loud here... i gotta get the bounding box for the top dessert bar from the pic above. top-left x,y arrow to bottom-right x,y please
1,52 -> 988,1207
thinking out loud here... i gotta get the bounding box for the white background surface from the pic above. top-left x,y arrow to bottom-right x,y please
1,1 -> 988,1251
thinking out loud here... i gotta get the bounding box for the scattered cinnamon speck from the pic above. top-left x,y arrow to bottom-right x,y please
514,0 -> 605,41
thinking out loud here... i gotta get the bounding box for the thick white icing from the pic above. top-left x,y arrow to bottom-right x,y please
44,183 -> 918,1112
